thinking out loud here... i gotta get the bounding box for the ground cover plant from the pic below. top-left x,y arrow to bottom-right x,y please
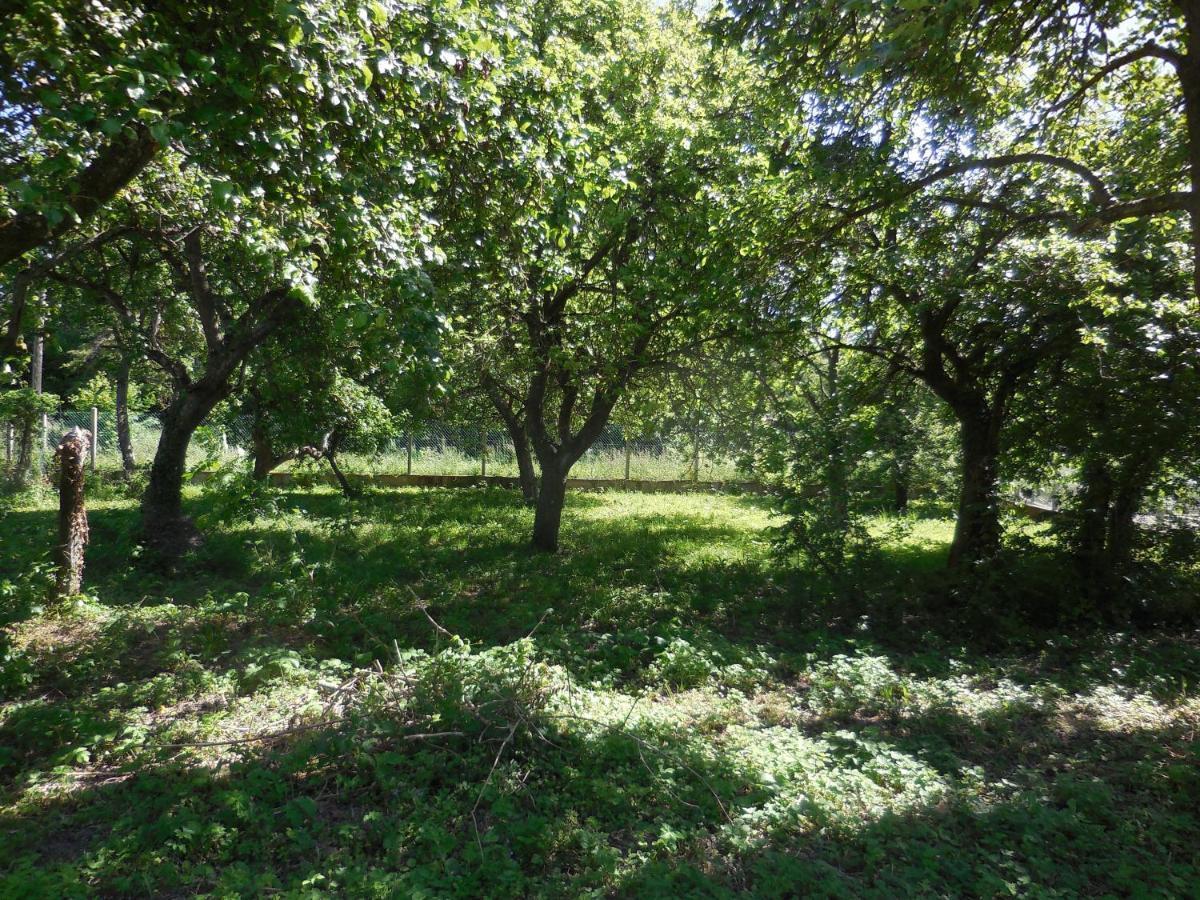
2,486 -> 1197,897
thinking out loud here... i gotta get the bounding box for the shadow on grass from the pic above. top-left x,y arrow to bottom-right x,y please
1,685 -> 1195,897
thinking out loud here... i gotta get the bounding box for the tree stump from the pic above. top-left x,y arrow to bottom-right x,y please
54,427 -> 90,599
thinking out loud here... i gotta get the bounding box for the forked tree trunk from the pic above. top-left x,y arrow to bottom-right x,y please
948,409 -> 1003,569
115,358 -> 136,474
54,428 -> 90,598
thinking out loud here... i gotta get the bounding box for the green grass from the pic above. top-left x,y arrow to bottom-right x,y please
0,486 -> 1197,897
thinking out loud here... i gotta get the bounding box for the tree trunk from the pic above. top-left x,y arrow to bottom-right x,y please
826,433 -> 849,534
531,463 -> 568,552
14,332 -> 44,484
115,358 -> 135,474
15,421 -> 34,483
948,409 -> 1002,569
141,392 -> 216,555
1106,471 -> 1143,575
892,465 -> 909,514
250,415 -> 289,480
1074,455 -> 1113,576
513,428 -> 538,504
1179,11 -> 1200,301
326,447 -> 356,498
252,429 -> 275,480
53,428 -> 90,598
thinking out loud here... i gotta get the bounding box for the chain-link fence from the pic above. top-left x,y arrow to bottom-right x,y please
3,410 -> 745,482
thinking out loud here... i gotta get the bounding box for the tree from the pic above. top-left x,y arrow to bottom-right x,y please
1013,218 -> 1200,596
1,0 -> 436,357
434,0 -> 760,550
50,211 -> 305,550
821,187 -> 1110,568
10,0 -> 507,551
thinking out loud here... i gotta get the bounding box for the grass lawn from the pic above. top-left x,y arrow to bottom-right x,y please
1,487 -> 1198,897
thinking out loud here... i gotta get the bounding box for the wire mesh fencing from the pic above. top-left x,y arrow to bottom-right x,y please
3,411 -> 746,482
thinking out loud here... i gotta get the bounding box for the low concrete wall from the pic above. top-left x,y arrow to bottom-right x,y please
190,470 -> 765,494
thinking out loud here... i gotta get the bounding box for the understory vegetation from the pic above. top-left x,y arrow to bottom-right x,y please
2,487 -> 1197,897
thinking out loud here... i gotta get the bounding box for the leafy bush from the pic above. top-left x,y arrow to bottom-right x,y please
805,652 -> 912,718
197,465 -> 283,527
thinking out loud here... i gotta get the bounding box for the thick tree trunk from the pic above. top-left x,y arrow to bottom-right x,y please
251,417 -> 283,480
1106,473 -> 1143,574
141,392 -> 218,554
1074,455 -> 1113,581
531,463 -> 568,552
948,409 -> 1002,569
54,428 -> 90,598
115,359 -> 135,474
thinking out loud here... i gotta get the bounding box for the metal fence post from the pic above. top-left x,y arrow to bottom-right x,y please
480,430 -> 487,477
90,406 -> 98,471
406,429 -> 413,475
624,437 -> 631,481
692,428 -> 700,482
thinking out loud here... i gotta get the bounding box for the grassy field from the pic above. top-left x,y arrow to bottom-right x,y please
1,487 -> 1198,897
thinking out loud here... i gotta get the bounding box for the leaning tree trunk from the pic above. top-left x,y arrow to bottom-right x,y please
948,409 -> 1003,570
531,462 -> 569,553
115,358 -> 136,474
512,428 -> 538,504
325,445 -> 357,498
53,428 -> 90,598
